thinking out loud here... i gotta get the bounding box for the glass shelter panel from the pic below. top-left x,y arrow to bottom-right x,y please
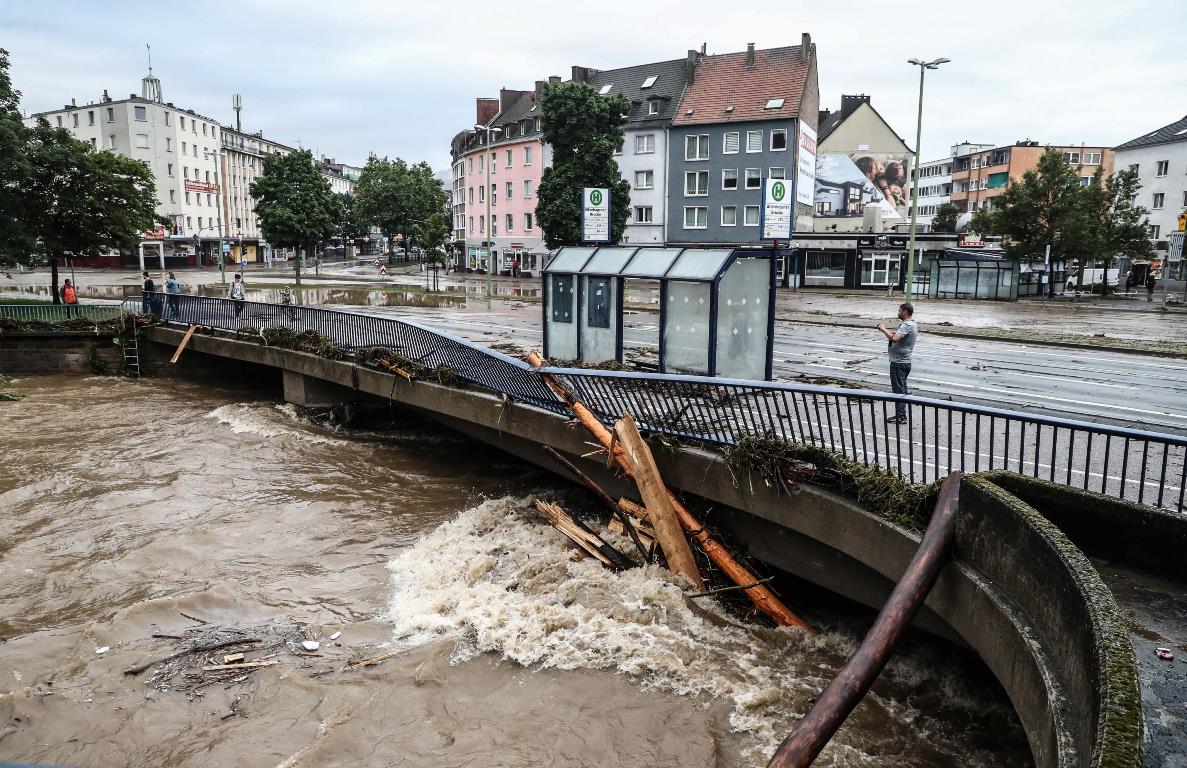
666,248 -> 734,281
620,248 -> 683,278
579,275 -> 618,363
583,247 -> 637,275
544,247 -> 596,274
715,257 -> 770,380
546,274 -> 577,359
663,281 -> 711,375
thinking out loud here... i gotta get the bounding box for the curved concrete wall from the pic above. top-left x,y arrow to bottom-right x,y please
142,328 -> 1146,768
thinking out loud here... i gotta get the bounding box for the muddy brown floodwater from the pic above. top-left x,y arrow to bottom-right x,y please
0,376 -> 1031,768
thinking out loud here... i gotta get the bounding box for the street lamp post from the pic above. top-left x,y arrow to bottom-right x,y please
475,124 -> 502,305
904,57 -> 950,301
210,148 -> 227,285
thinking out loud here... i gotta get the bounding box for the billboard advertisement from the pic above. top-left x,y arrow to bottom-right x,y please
796,123 -> 817,206
813,152 -> 911,221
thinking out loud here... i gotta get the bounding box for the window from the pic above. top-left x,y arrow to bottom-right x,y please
165,137 -> 172,152
613,141 -> 623,156
506,181 -> 513,199
164,112 -> 170,126
860,254 -> 901,286
89,137 -> 96,148
505,149 -> 513,167
648,101 -> 661,116
167,163 -> 174,176
1183,191 -> 1187,208
1156,160 -> 1169,176
1062,151 -> 1080,164
88,111 -> 94,126
723,132 -> 740,154
186,216 -> 192,229
469,216 -> 474,231
770,129 -> 787,151
769,166 -> 785,179
764,98 -> 785,110
744,168 -> 761,189
1080,176 -> 1092,187
746,130 -> 763,153
479,215 -> 485,233
743,205 -> 760,226
1148,224 -> 1160,239
202,123 -> 207,136
491,219 -> 497,236
468,157 -> 473,173
468,187 -> 473,204
1083,152 -> 1101,164
55,116 -> 62,128
185,191 -> 191,204
478,155 -> 483,172
106,107 -> 114,123
169,190 -> 176,203
181,141 -> 187,154
599,84 -> 613,95
721,205 -> 737,226
108,134 -> 116,149
685,134 -> 709,160
641,75 -> 658,88
524,213 -> 533,230
506,213 -> 514,232
634,170 -> 654,189
523,179 -> 533,198
135,133 -> 149,148
180,117 -> 186,130
685,170 -> 708,196
524,145 -> 533,165
134,106 -> 146,121
634,206 -> 653,223
491,183 -> 497,204
479,186 -> 484,202
205,170 -> 210,182
1128,163 -> 1138,174
1153,192 -> 1165,209
721,168 -> 738,190
683,206 -> 708,229
491,152 -> 496,174
183,166 -> 189,178
206,194 -> 212,206
71,112 -> 79,128
635,134 -> 655,154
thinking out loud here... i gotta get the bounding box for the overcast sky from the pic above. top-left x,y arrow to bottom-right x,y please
5,0 -> 1184,173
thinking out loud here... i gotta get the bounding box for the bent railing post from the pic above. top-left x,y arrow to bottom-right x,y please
766,471 -> 964,768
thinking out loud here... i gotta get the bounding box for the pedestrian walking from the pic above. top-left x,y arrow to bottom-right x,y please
1146,272 -> 1157,302
142,271 -> 156,315
229,273 -> 246,317
512,257 -> 520,278
164,271 -> 181,319
61,279 -> 78,318
877,303 -> 918,424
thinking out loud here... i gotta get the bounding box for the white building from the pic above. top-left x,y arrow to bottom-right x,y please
27,72 -> 223,267
318,156 -> 360,196
1114,115 -> 1187,245
220,127 -> 295,263
913,142 -> 993,229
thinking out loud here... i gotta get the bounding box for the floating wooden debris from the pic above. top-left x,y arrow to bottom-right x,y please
534,500 -> 633,571
202,660 -> 278,672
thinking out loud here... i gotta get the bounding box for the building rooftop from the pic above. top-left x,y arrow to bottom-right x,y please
586,57 -> 690,126
671,43 -> 813,126
1114,114 -> 1187,151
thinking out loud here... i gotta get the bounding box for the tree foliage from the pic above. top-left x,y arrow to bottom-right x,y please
536,82 -> 631,249
354,157 -> 445,260
335,191 -> 364,251
1080,167 -> 1153,295
0,49 -> 32,268
413,212 -> 451,265
251,149 -> 342,279
929,202 -> 960,233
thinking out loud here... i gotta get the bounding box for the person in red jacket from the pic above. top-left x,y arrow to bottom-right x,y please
62,279 -> 79,318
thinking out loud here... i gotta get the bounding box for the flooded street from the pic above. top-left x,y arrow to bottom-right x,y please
0,377 -> 1030,767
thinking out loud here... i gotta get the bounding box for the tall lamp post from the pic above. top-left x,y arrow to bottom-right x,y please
903,57 -> 949,301
210,148 -> 227,285
475,124 -> 502,305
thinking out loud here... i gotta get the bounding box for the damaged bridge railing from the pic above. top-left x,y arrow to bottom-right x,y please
139,293 -> 1187,513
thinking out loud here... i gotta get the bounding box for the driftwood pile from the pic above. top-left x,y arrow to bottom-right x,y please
525,351 -> 812,632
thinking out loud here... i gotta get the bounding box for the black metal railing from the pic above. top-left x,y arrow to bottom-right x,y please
136,292 -> 1187,512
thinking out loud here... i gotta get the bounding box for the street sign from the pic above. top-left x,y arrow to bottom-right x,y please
760,178 -> 793,240
581,187 -> 610,243
795,123 -> 817,206
222,242 -> 231,254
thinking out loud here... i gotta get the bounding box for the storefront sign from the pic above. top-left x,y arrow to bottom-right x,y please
761,178 -> 793,240
581,187 -> 610,243
958,233 -> 987,248
857,235 -> 907,250
796,123 -> 817,206
144,224 -> 166,240
184,179 -> 219,194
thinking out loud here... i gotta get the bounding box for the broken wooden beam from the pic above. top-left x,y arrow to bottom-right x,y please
534,500 -> 633,571
170,324 -> 198,363
542,444 -> 650,563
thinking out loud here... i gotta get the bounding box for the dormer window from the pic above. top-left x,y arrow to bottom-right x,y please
648,100 -> 661,116
764,98 -> 786,110
599,84 -> 612,95
641,75 -> 657,88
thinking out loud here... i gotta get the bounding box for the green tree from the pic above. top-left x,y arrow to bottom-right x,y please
355,157 -> 445,262
536,82 -> 631,249
335,192 -> 364,258
251,149 -> 342,285
413,212 -> 450,265
1080,167 -> 1153,297
992,147 -> 1092,264
0,49 -> 33,271
929,202 -> 960,233
969,207 -> 999,236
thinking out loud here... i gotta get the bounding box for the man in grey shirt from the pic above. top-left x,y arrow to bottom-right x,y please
877,303 -> 918,423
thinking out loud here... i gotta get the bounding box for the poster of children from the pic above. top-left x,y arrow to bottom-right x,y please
813,153 -> 912,220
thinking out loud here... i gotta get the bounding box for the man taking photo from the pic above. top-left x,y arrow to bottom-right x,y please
877,303 -> 918,424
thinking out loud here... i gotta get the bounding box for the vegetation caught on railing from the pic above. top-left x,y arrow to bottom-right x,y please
723,434 -> 940,532
0,313 -> 128,335
356,346 -> 458,386
234,326 -> 349,361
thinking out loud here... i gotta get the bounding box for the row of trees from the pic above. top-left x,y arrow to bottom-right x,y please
0,49 -> 162,297
929,148 -> 1153,295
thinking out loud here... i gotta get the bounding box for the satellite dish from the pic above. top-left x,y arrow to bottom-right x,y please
955,212 -> 974,233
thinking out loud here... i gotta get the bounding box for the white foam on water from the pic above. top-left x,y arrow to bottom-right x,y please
205,403 -> 350,446
384,496 -> 860,764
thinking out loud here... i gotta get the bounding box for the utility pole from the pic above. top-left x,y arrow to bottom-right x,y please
212,148 -> 226,285
475,124 -> 502,307
904,57 -> 949,301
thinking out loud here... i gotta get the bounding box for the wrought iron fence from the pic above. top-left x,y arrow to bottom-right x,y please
136,292 -> 1187,512
0,302 -> 125,323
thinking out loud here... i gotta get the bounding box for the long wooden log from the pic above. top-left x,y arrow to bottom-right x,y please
170,324 -> 198,363
534,500 -> 634,571
614,415 -> 704,589
541,445 -> 650,563
766,471 -> 964,768
526,352 -> 810,630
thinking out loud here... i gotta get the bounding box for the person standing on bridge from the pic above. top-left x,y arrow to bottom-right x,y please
141,271 -> 155,315
877,303 -> 918,424
229,273 -> 246,318
164,272 -> 181,319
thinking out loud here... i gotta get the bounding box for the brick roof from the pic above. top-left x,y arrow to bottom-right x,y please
672,45 -> 812,126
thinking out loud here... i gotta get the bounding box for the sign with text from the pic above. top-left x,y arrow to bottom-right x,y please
581,187 -> 610,243
184,179 -> 219,194
958,233 -> 987,248
760,178 -> 793,240
144,224 -> 166,240
796,123 -> 817,206
857,234 -> 908,250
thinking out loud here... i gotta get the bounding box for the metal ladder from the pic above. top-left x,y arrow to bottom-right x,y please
122,317 -> 141,378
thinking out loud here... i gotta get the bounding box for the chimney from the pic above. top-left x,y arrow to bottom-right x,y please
534,80 -> 546,99
548,75 -> 561,85
841,94 -> 871,118
686,49 -> 699,83
746,43 -> 756,67
475,97 -> 499,128
700,42 -> 706,55
71,97 -> 76,106
499,88 -> 525,114
818,108 -> 831,127
801,33 -> 811,62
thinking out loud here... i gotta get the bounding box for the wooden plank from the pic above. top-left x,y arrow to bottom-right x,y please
201,659 -> 278,672
170,324 -> 198,363
613,414 -> 704,590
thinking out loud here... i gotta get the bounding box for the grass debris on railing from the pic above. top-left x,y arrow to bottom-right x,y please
356,346 -> 458,386
0,314 -> 129,335
723,434 -> 939,532
233,326 -> 349,361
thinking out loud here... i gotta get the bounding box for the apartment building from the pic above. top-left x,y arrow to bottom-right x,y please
949,141 -> 1115,213
912,142 -> 994,228
1114,114 -> 1187,244
219,127 -> 294,262
27,72 -> 223,266
666,38 -> 819,246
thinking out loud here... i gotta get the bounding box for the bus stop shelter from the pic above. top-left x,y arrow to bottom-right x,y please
542,246 -> 777,380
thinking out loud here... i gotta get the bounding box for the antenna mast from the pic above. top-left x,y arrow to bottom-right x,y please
233,94 -> 242,132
